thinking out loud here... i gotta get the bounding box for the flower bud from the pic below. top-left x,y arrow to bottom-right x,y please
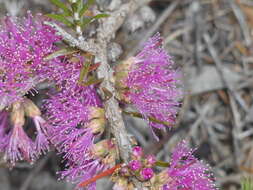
91,139 -> 116,158
132,146 -> 143,158
114,58 -> 135,102
145,155 -> 156,166
88,107 -> 105,120
141,168 -> 154,180
113,178 -> 134,190
88,118 -> 105,134
128,160 -> 142,171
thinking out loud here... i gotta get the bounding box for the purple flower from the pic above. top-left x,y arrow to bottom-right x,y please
0,12 -> 60,109
42,53 -> 106,187
164,141 -> 216,190
0,100 -> 50,166
128,160 -> 142,171
124,33 -> 182,131
0,111 -> 9,151
132,146 -> 143,158
146,155 -> 156,166
141,168 -> 154,180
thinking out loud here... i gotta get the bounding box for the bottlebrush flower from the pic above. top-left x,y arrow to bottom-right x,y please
0,12 -> 60,110
159,141 -> 216,190
43,55 -> 107,188
44,87 -> 103,182
115,33 -> 182,132
0,99 -> 49,166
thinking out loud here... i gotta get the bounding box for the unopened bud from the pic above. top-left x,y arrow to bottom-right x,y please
10,102 -> 25,127
88,118 -> 105,134
141,168 -> 154,180
128,160 -> 142,171
150,170 -> 171,188
115,57 -> 135,89
89,107 -> 105,120
102,153 -> 116,165
92,139 -> 116,158
145,155 -> 156,166
23,98 -> 41,118
132,146 -> 143,158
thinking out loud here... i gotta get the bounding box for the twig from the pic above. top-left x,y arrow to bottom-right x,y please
192,0 -> 202,69
203,33 -> 249,112
229,0 -> 252,46
44,21 -> 97,54
129,0 -> 179,56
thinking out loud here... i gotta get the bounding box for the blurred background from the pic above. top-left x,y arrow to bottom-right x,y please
0,0 -> 253,189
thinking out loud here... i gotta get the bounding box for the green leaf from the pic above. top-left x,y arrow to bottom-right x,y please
122,111 -> 172,126
241,178 -> 253,190
44,48 -> 79,61
76,0 -> 83,13
78,62 -> 92,84
155,161 -> 170,168
81,76 -> 104,86
49,0 -> 72,16
92,13 -> 109,19
81,14 -> 109,29
46,14 -> 73,27
79,0 -> 95,16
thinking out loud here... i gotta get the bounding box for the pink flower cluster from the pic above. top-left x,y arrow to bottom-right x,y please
0,13 -> 59,165
124,34 -> 182,131
163,141 -> 216,190
44,57 -> 105,188
0,12 -> 60,108
0,12 -> 217,190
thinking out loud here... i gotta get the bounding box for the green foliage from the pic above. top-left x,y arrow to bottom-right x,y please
44,48 -> 79,61
241,178 -> 253,190
46,14 -> 73,27
81,13 -> 109,29
47,0 -> 109,31
49,0 -> 72,16
78,58 -> 92,84
79,0 -> 94,16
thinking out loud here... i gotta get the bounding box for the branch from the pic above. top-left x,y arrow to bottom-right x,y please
44,21 -> 97,54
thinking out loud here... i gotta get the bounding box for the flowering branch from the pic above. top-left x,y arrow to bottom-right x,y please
44,1 -> 149,188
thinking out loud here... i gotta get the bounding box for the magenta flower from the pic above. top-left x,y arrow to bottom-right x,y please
132,146 -> 143,158
0,99 -> 50,166
42,54 -> 106,188
163,141 -> 216,190
141,168 -> 154,180
128,160 -> 142,171
146,155 -> 156,166
44,86 -> 104,185
0,12 -> 60,109
124,33 -> 182,130
0,111 -> 9,152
